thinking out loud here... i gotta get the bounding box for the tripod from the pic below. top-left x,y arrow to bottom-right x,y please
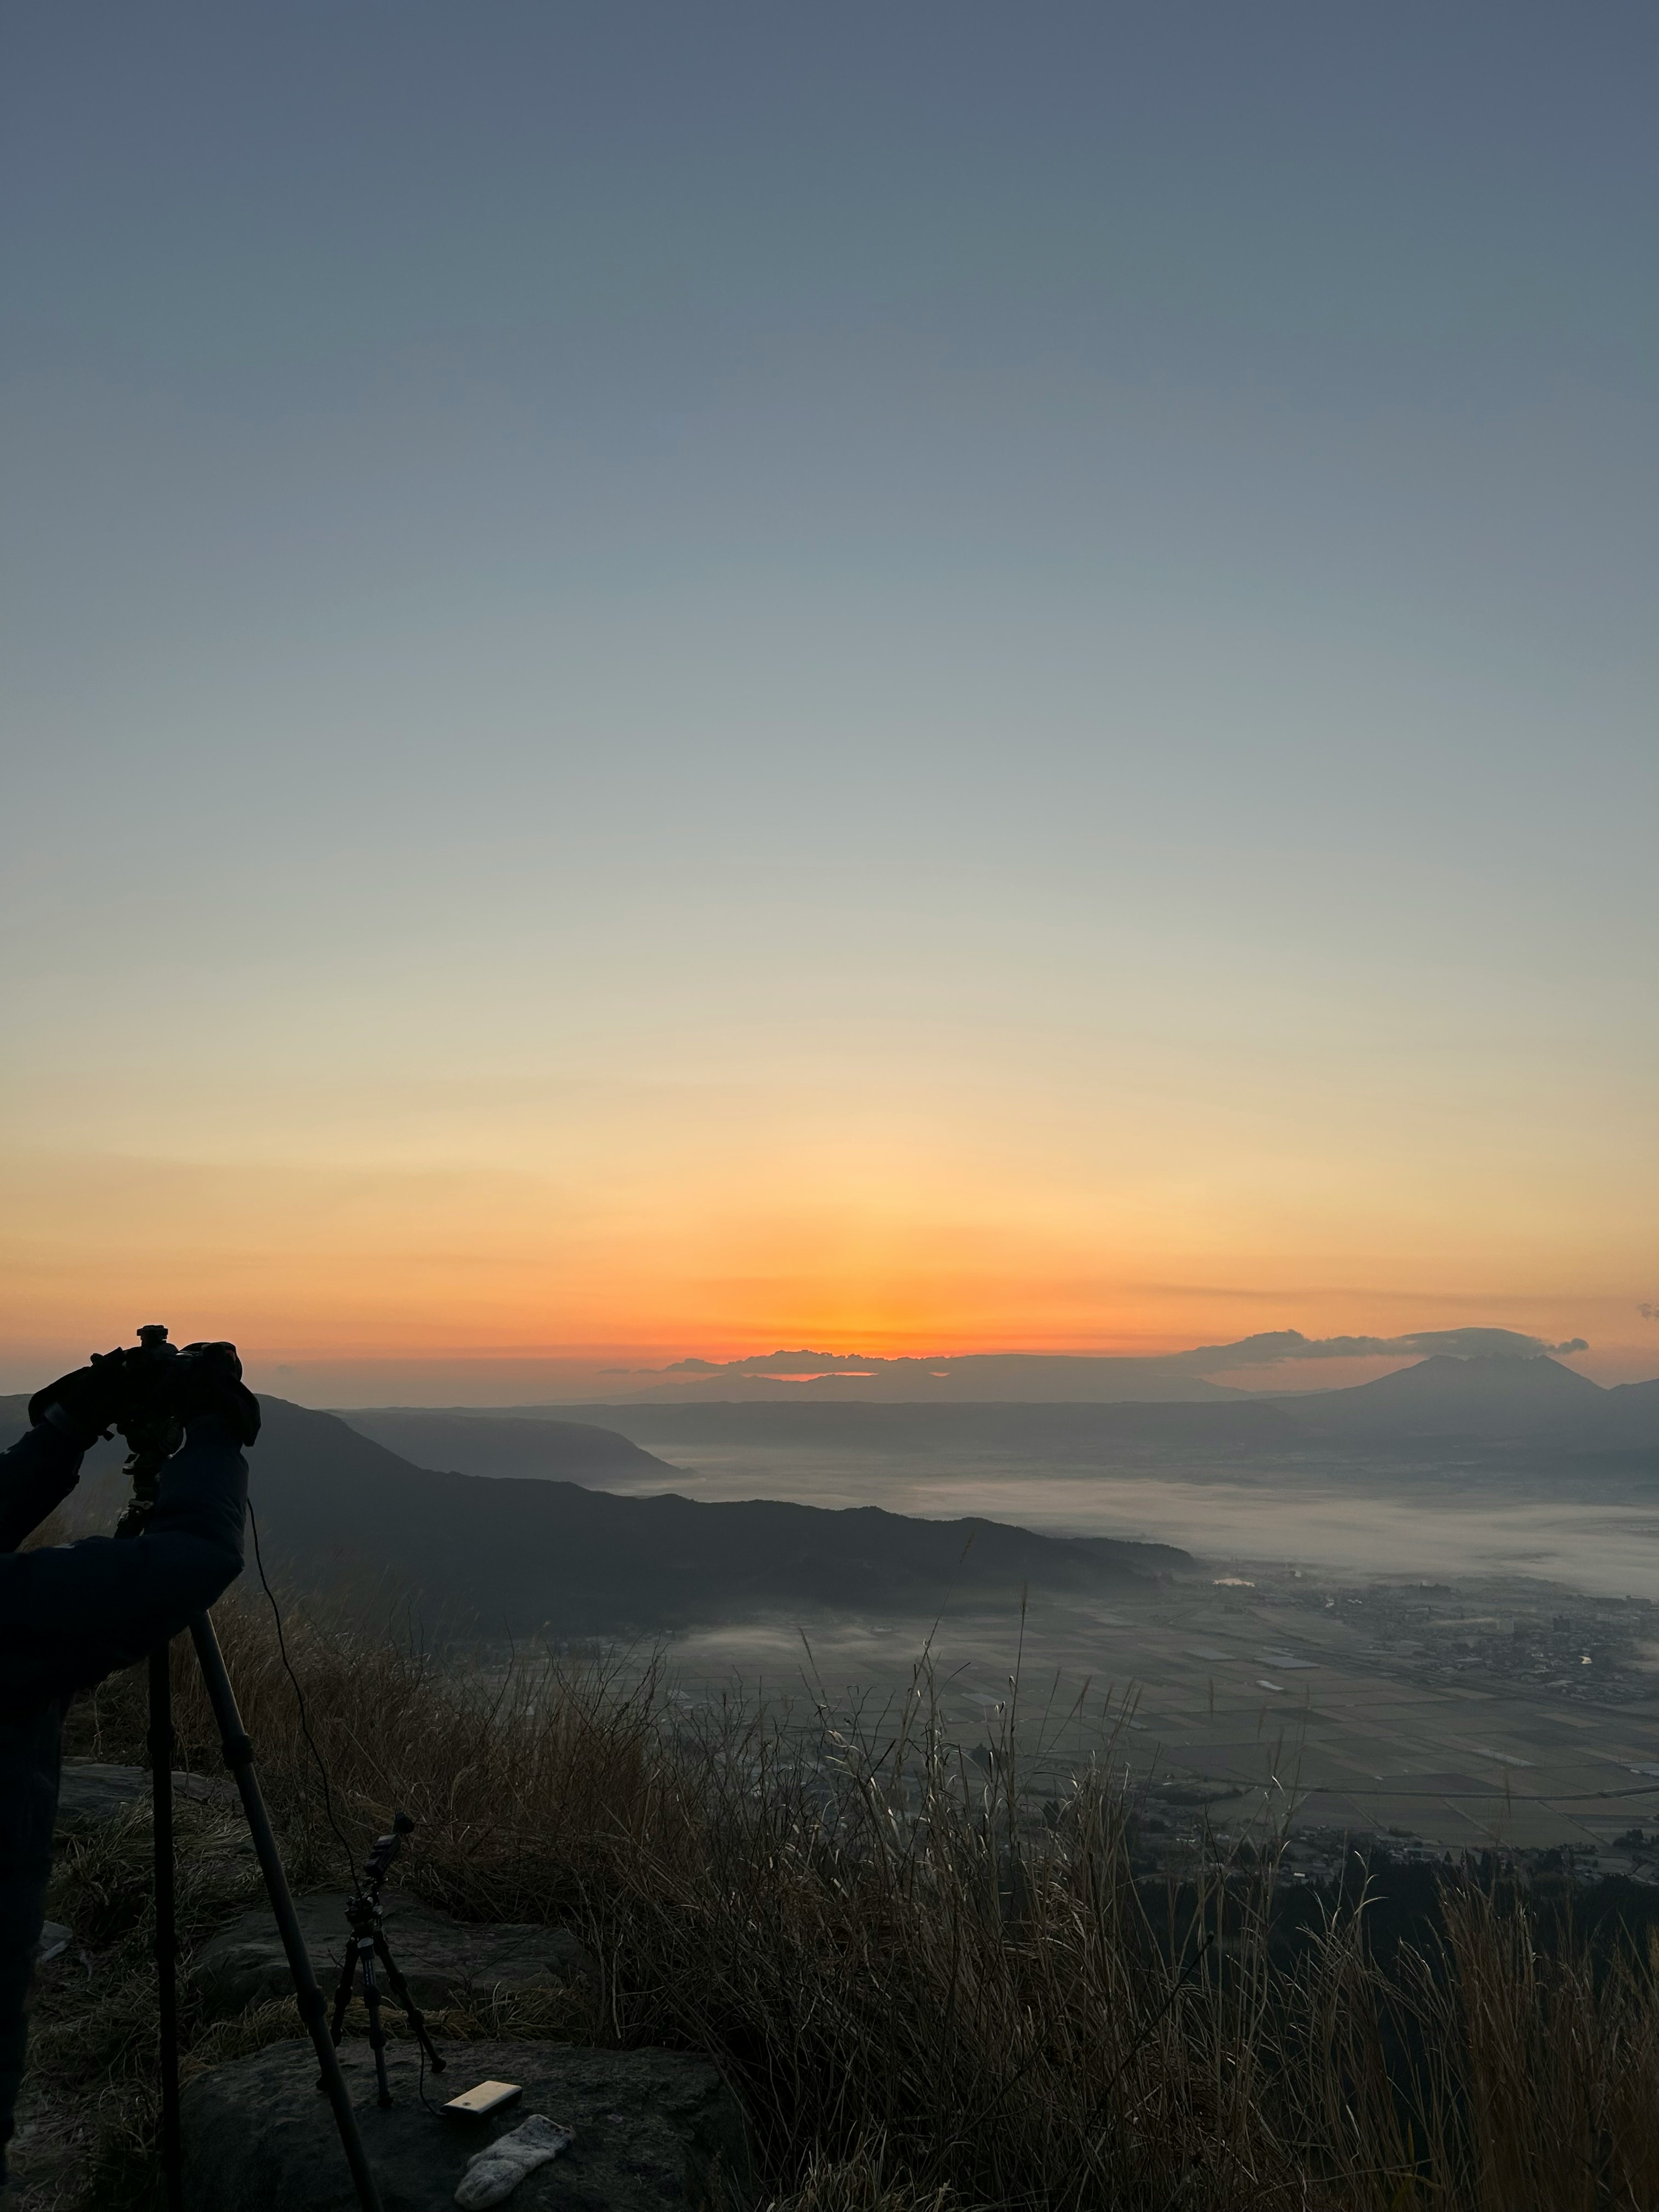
109,1362 -> 385,2212
326,1814 -> 447,2109
145,1615 -> 384,2212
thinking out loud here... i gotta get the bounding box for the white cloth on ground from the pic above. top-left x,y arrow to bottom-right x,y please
453,2113 -> 575,2208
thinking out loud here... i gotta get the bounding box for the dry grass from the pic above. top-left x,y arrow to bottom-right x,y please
27,1594 -> 1659,2211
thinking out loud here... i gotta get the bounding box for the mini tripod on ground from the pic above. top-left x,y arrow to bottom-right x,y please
326,1812 -> 447,2107
112,1328 -> 386,2212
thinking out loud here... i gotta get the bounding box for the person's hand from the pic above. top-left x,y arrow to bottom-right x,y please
27,1350 -> 132,1445
175,1341 -> 262,1446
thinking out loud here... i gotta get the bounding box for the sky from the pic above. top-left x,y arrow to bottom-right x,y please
2,2 -> 1656,1395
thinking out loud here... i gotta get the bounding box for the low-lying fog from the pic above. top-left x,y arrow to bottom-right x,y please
586,1441 -> 1659,1599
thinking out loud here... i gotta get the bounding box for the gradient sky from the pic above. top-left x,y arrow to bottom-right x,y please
3,3 -> 1656,1393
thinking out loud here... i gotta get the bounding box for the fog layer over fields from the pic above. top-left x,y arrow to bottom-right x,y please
344,1359 -> 1659,1599
555,1440 -> 1659,1599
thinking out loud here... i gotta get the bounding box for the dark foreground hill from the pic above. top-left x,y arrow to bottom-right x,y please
255,1401 -> 1191,1631
0,1395 -> 1190,1633
337,1406 -> 671,1481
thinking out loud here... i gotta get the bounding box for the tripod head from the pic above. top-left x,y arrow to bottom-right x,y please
113,1325 -> 188,1538
96,1323 -> 258,1538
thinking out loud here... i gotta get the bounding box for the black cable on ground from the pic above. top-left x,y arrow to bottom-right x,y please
247,1498 -> 362,1896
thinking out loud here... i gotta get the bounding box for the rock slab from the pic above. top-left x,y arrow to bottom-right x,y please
56,1761 -> 236,1826
190,1891 -> 592,2017
181,2038 -> 753,2212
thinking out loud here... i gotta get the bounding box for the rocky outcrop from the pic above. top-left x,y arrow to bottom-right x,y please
181,2039 -> 753,2211
189,1890 -> 593,2018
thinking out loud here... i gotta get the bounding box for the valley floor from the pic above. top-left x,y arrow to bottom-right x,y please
578,1560 -> 1659,1859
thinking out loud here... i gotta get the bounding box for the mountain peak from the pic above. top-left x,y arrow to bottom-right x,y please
1293,1352 -> 1605,1441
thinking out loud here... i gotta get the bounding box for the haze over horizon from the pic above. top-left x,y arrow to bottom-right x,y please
3,4 -> 1655,1390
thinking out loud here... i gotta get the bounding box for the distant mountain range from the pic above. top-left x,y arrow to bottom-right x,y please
1284,1356 -> 1659,1449
0,1395 -> 1189,1634
1,1351 -> 1651,1634
362,1355 -> 1659,1459
569,1328 -> 1600,1405
609,1354 -> 1236,1405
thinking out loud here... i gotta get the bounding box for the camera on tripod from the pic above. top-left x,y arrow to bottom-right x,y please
68,1327 -> 388,2212
331,1811 -> 446,2107
96,1325 -> 252,1537
363,1811 -> 416,1893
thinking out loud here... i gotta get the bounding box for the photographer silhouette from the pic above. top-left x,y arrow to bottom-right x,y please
0,1333 -> 257,2193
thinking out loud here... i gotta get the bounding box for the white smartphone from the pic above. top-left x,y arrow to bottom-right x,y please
441,2080 -> 524,2119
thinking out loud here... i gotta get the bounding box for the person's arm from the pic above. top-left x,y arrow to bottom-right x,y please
0,1416 -> 247,1704
1,1345 -> 136,1555
0,1422 -> 85,1556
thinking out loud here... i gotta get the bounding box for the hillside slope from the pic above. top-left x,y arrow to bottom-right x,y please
251,1400 -> 1191,1630
0,1396 -> 1190,1631
338,1406 -> 669,1481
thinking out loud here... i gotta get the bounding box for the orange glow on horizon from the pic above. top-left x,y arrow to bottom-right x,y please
3,1042 -> 1654,1388
3,1145 -> 1650,1389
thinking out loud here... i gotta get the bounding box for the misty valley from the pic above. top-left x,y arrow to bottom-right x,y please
345,1360 -> 1659,1872
11,1345 -> 1659,2212
13,1349 -> 1656,1871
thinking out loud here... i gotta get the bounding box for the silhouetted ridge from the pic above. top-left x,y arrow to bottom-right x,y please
337,1407 -> 669,1481
241,1399 -> 1189,1631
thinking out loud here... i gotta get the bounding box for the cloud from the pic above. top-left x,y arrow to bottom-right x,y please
1641,1304 -> 1659,1323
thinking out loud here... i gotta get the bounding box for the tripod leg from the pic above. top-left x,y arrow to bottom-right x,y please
327,1941 -> 358,2054
188,1611 -> 384,2212
149,1643 -> 183,2212
358,1944 -> 393,2109
372,1935 -> 447,2073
